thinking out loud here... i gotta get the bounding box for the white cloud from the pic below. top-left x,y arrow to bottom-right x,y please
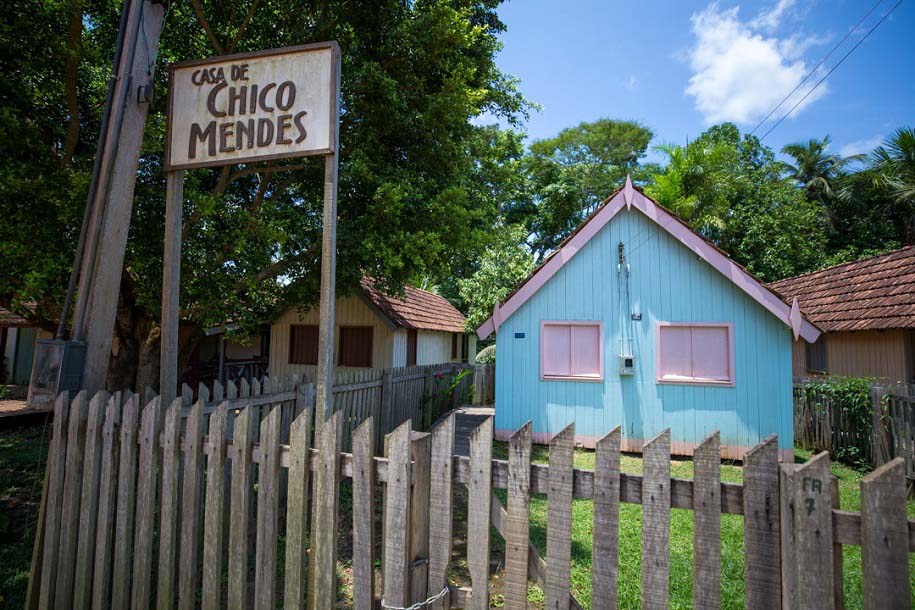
839,135 -> 884,158
750,0 -> 796,32
625,75 -> 638,90
685,2 -> 828,125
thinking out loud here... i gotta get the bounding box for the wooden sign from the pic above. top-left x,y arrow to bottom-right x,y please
165,42 -> 338,170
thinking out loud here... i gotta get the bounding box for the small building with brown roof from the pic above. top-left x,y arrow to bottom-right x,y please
769,246 -> 915,384
268,278 -> 475,379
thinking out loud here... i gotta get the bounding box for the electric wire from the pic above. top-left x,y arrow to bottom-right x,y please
759,0 -> 905,142
749,0 -> 884,136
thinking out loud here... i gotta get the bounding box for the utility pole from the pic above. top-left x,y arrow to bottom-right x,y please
28,0 -> 168,405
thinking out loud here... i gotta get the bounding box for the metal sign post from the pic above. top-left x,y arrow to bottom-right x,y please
164,42 -> 340,411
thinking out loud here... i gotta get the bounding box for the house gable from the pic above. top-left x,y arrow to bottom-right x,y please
493,202 -> 795,456
477,178 -> 820,343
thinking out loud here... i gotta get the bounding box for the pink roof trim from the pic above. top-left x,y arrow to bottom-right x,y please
476,183 -> 821,343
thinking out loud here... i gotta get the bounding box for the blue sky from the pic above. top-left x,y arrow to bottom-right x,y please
491,0 -> 914,161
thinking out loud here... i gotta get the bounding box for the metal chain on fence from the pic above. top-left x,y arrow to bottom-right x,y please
380,586 -> 450,610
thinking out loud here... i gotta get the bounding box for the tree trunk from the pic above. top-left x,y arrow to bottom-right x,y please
106,301 -> 158,392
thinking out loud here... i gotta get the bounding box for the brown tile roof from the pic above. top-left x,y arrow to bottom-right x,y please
360,278 -> 467,333
0,306 -> 31,328
767,246 -> 915,332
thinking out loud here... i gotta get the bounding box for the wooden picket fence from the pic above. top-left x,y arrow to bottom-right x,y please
471,363 -> 494,405
328,363 -> 474,449
26,387 -> 915,610
795,382 -> 915,480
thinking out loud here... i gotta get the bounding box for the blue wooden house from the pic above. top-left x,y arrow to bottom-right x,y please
476,178 -> 820,460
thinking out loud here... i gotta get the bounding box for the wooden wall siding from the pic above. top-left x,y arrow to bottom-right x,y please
495,207 -> 794,457
392,330 -> 408,368
270,295 -> 396,379
791,338 -> 807,378
418,331 -> 456,365
824,330 -> 910,383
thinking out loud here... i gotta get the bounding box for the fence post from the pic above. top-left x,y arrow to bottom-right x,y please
351,417 -> 375,610
428,415 -> 456,610
503,422 -> 532,610
788,452 -> 835,610
744,435 -> 781,610
381,369 -> 393,442
779,463 -> 798,610
546,424 -> 575,610
383,421 -> 414,608
450,364 -> 460,411
423,367 -> 434,426
860,458 -> 909,609
466,417 -> 493,610
641,429 -> 670,610
308,409 -> 344,610
410,432 -> 432,604
872,386 -> 888,467
693,431 -> 721,610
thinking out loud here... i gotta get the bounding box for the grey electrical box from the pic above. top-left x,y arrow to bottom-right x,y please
619,354 -> 635,376
27,339 -> 85,410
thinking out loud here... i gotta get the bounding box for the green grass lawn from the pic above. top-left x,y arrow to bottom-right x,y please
0,420 -> 51,609
490,442 -> 915,610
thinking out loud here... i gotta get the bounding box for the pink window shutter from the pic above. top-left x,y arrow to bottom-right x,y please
570,325 -> 601,377
691,326 -> 730,381
659,326 -> 692,379
542,324 -> 572,377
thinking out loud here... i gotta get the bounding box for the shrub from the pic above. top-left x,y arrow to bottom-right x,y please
476,344 -> 495,364
803,376 -> 876,468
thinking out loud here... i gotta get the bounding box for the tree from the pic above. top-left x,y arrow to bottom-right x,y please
457,224 -> 534,332
646,124 -> 829,281
836,127 -> 915,250
781,136 -> 863,201
0,0 -> 529,389
519,119 -> 654,260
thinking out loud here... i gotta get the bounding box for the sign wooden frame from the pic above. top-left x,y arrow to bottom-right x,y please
165,41 -> 340,171
159,42 -> 341,415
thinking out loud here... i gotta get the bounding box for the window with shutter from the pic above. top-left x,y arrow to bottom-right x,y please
288,324 -> 319,365
540,321 -> 603,381
406,329 -> 417,366
806,336 -> 828,373
656,323 -> 734,385
339,326 -> 374,367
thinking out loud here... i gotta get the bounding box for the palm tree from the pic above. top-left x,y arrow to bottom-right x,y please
781,136 -> 864,202
871,127 -> 915,206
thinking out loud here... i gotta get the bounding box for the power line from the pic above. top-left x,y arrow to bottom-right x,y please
759,0 -> 905,142
750,0 -> 884,136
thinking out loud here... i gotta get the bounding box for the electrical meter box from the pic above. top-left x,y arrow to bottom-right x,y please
26,339 -> 85,410
619,354 -> 635,376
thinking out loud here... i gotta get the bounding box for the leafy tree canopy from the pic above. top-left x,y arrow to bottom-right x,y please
0,0 -> 530,387
457,223 -> 534,333
514,119 -> 654,260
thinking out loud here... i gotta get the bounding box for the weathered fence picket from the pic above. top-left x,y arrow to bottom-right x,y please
642,429 -> 671,610
503,422 -> 532,610
744,435 -> 781,609
428,414 -> 456,610
546,424 -> 575,610
466,416 -> 493,610
861,458 -> 910,610
283,407 -> 312,610
383,421 -> 413,608
25,385 -> 915,610
591,426 -> 621,610
351,417 -> 375,610
692,431 -> 721,610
